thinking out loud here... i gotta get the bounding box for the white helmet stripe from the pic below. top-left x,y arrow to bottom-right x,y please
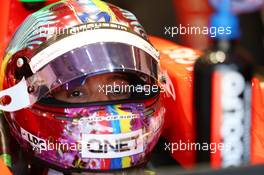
30,28 -> 159,73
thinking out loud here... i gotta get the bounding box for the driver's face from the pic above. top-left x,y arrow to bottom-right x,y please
52,73 -> 131,103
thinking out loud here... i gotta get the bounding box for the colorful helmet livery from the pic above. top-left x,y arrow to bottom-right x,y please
0,0 -> 165,172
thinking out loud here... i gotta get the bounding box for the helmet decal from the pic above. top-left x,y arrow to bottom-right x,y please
76,0 -> 117,23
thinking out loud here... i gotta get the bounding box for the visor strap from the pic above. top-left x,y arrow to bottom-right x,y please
0,78 -> 31,112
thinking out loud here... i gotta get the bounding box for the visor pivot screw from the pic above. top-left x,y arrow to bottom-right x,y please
16,58 -> 24,68
27,86 -> 35,93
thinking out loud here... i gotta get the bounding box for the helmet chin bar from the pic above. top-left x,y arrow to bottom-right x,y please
0,78 -> 31,112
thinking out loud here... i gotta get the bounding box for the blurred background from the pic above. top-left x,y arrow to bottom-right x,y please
105,0 -> 264,65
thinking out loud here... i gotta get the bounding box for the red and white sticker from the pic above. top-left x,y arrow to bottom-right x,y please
21,128 -> 46,151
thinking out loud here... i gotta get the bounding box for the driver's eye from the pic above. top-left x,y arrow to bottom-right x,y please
108,88 -> 130,98
113,87 -> 122,94
69,90 -> 84,98
110,91 -> 122,96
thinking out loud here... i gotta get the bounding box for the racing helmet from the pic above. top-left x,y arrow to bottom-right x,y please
0,0 -> 165,172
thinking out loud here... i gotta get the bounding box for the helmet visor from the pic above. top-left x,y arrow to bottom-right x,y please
0,42 -> 159,111
31,42 -> 158,99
